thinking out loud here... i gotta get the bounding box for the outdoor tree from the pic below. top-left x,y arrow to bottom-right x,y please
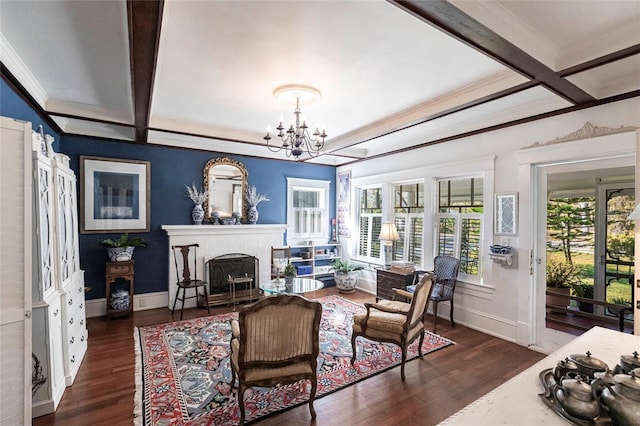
606,194 -> 635,262
547,197 -> 594,264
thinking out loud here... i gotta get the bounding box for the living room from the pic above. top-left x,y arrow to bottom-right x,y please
1,1 -> 639,425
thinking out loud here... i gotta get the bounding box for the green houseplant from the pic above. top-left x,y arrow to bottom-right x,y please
283,263 -> 297,284
331,259 -> 364,294
100,232 -> 147,262
546,259 -> 581,313
571,282 -> 594,313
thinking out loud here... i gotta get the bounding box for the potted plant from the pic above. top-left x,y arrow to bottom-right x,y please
571,282 -> 594,313
546,259 -> 580,313
100,232 -> 147,262
331,259 -> 364,293
284,263 -> 297,285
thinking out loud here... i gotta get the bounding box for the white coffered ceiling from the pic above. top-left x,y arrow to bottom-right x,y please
1,0 -> 638,165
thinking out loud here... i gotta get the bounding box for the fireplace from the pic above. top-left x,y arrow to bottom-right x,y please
162,224 -> 287,310
206,253 -> 260,307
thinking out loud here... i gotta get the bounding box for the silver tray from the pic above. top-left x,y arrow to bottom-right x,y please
538,368 -> 614,425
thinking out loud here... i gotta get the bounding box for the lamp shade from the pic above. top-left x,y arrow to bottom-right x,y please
378,222 -> 399,241
628,203 -> 640,220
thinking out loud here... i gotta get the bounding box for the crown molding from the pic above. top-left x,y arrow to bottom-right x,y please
0,33 -> 48,108
525,121 -> 639,149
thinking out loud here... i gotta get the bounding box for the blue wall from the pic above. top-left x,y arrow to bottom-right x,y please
1,78 -> 60,149
61,135 -> 336,300
1,77 -> 336,301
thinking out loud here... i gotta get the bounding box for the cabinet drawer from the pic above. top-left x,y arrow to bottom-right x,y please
106,262 -> 134,275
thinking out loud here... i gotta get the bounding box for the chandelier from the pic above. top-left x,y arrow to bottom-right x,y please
264,85 -> 327,160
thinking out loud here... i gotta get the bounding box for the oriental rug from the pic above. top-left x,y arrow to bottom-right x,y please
134,295 -> 454,425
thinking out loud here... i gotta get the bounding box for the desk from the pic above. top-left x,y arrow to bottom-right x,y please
440,327 -> 640,425
260,278 -> 324,295
105,261 -> 134,319
376,267 -> 415,301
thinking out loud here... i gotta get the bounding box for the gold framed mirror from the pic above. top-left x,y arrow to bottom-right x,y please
203,157 -> 248,222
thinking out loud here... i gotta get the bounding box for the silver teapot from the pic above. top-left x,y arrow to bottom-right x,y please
569,351 -> 608,379
619,351 -> 640,374
555,376 -> 600,421
593,367 -> 640,425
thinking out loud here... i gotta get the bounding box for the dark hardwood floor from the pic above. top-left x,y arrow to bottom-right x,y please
33,288 -> 545,426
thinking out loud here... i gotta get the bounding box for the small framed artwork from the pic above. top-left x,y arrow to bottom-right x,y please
495,192 -> 518,236
80,156 -> 151,233
337,171 -> 351,205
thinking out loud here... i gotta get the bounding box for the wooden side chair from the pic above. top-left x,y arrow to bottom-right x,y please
351,272 -> 435,381
408,255 -> 460,332
171,243 -> 210,320
230,294 -> 322,425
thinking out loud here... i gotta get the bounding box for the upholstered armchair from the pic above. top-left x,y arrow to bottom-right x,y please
351,272 -> 435,381
230,294 -> 322,425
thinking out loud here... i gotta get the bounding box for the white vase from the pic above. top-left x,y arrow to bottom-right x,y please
192,203 -> 205,225
107,246 -> 135,262
335,271 -> 359,293
248,204 -> 258,224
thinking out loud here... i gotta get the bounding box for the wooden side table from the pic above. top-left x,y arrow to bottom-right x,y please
376,267 -> 416,301
105,261 -> 134,319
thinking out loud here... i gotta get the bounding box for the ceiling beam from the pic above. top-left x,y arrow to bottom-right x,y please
340,90 -> 639,167
127,0 -> 164,144
559,44 -> 640,77
389,0 -> 596,105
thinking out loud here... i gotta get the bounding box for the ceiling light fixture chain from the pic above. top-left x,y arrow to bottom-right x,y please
264,97 -> 327,160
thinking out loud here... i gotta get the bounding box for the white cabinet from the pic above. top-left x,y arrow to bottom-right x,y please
0,117 -> 33,425
31,297 -> 65,418
29,125 -> 87,416
52,154 -> 86,386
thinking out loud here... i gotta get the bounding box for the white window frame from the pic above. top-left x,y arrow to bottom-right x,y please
435,175 -> 485,284
392,181 -> 424,267
286,177 -> 330,245
355,185 -> 383,264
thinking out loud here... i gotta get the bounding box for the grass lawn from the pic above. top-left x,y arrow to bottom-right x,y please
547,251 -> 632,304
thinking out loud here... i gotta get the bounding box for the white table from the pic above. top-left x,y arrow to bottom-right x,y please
441,327 -> 640,425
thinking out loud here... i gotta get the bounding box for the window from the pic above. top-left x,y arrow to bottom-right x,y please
357,187 -> 382,261
437,177 -> 484,279
287,178 -> 329,244
393,183 -> 424,265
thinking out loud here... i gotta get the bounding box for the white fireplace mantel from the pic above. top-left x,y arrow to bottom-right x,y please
162,224 -> 287,309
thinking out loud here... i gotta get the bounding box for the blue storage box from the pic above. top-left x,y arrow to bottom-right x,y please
296,265 -> 313,275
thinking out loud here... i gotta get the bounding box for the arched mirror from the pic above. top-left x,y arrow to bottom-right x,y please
203,157 -> 248,223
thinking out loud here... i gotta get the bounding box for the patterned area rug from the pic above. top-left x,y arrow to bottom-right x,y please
134,295 -> 454,425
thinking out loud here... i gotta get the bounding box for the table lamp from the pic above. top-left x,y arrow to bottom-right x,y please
379,222 -> 399,268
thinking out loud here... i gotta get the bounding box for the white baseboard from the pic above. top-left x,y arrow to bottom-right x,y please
86,291 -> 169,318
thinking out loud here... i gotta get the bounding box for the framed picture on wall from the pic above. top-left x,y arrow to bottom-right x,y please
80,156 -> 151,233
495,192 -> 518,236
337,171 -> 351,205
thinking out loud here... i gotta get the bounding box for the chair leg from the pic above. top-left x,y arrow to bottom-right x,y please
433,300 -> 439,332
203,285 -> 211,315
350,334 -> 358,365
238,384 -> 247,425
450,299 -> 455,327
400,344 -> 407,381
308,377 -> 317,419
171,286 -> 180,314
180,287 -> 186,320
417,331 -> 426,358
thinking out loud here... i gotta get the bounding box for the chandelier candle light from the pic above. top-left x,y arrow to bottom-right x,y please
264,85 -> 327,160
